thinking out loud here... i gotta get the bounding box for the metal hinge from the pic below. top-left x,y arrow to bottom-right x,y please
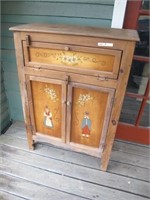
65,75 -> 70,85
25,81 -> 28,91
26,35 -> 31,46
110,97 -> 115,107
101,143 -> 107,153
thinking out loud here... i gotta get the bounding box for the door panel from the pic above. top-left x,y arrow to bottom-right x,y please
26,76 -> 66,141
67,83 -> 115,150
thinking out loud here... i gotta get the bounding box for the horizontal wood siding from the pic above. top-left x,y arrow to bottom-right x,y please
1,0 -> 114,121
0,68 -> 11,133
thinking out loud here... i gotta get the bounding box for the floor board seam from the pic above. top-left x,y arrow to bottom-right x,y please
0,159 -> 149,199
1,143 -> 149,170
0,171 -> 93,200
0,189 -> 30,200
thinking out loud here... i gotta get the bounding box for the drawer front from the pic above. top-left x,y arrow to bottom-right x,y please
23,42 -> 122,79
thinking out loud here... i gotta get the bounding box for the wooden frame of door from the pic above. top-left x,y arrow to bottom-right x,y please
116,0 -> 150,145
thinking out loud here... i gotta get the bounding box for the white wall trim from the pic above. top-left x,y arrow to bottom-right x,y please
111,0 -> 127,29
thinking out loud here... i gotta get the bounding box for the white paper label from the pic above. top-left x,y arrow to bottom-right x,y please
98,42 -> 113,47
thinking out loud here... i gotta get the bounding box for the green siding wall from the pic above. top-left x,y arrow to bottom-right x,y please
1,0 -> 114,121
1,67 -> 11,133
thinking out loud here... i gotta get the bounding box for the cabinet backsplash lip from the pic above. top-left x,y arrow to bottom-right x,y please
9,23 -> 140,42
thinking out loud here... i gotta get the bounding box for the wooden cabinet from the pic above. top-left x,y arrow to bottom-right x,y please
10,24 -> 139,171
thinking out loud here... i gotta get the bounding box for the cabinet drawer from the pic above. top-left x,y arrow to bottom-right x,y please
23,42 -> 122,79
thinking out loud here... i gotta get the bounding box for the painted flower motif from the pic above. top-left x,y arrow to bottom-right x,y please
43,85 -> 59,102
77,94 -> 94,106
61,54 -> 78,65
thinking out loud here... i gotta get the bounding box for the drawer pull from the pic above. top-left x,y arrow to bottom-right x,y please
64,46 -> 70,51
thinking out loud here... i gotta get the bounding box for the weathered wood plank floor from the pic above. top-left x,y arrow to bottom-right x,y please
0,121 -> 150,200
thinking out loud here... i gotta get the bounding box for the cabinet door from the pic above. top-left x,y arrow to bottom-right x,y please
66,82 -> 115,156
26,76 -> 67,143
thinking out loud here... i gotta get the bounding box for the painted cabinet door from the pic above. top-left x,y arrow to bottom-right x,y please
26,76 -> 67,143
66,82 -> 115,155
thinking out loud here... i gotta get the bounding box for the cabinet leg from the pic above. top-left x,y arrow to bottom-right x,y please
25,127 -> 35,150
100,143 -> 113,171
28,139 -> 35,150
100,157 -> 109,171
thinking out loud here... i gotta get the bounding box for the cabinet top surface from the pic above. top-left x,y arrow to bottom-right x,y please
9,23 -> 139,41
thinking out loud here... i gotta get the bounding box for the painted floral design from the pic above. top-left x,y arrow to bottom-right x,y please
56,52 -> 84,66
34,49 -> 106,66
76,94 -> 94,106
43,85 -> 59,102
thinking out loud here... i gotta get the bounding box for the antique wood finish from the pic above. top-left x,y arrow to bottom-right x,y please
0,122 -> 149,200
26,76 -> 67,143
100,41 -> 136,170
66,82 -> 115,155
13,32 -> 34,150
10,24 -> 139,171
23,41 -> 122,79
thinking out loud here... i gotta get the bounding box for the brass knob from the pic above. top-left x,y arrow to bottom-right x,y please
67,101 -> 71,106
65,46 -> 70,51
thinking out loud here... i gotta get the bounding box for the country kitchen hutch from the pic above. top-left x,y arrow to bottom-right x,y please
10,24 -> 139,171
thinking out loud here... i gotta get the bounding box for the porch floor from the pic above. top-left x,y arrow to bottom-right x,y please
0,121 -> 149,200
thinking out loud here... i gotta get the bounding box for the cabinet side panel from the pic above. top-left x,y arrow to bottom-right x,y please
31,81 -> 62,138
101,41 -> 136,171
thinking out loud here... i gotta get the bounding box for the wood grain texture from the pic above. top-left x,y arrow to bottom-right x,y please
10,24 -> 139,170
0,124 -> 149,200
23,42 -> 122,79
13,32 -> 34,149
31,81 -> 62,138
70,86 -> 108,148
2,0 -> 114,125
0,143 -> 149,198
0,126 -> 149,182
9,23 -> 139,41
0,191 -> 24,200
0,158 -> 149,200
101,41 -> 136,171
29,47 -> 115,72
0,174 -> 87,200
